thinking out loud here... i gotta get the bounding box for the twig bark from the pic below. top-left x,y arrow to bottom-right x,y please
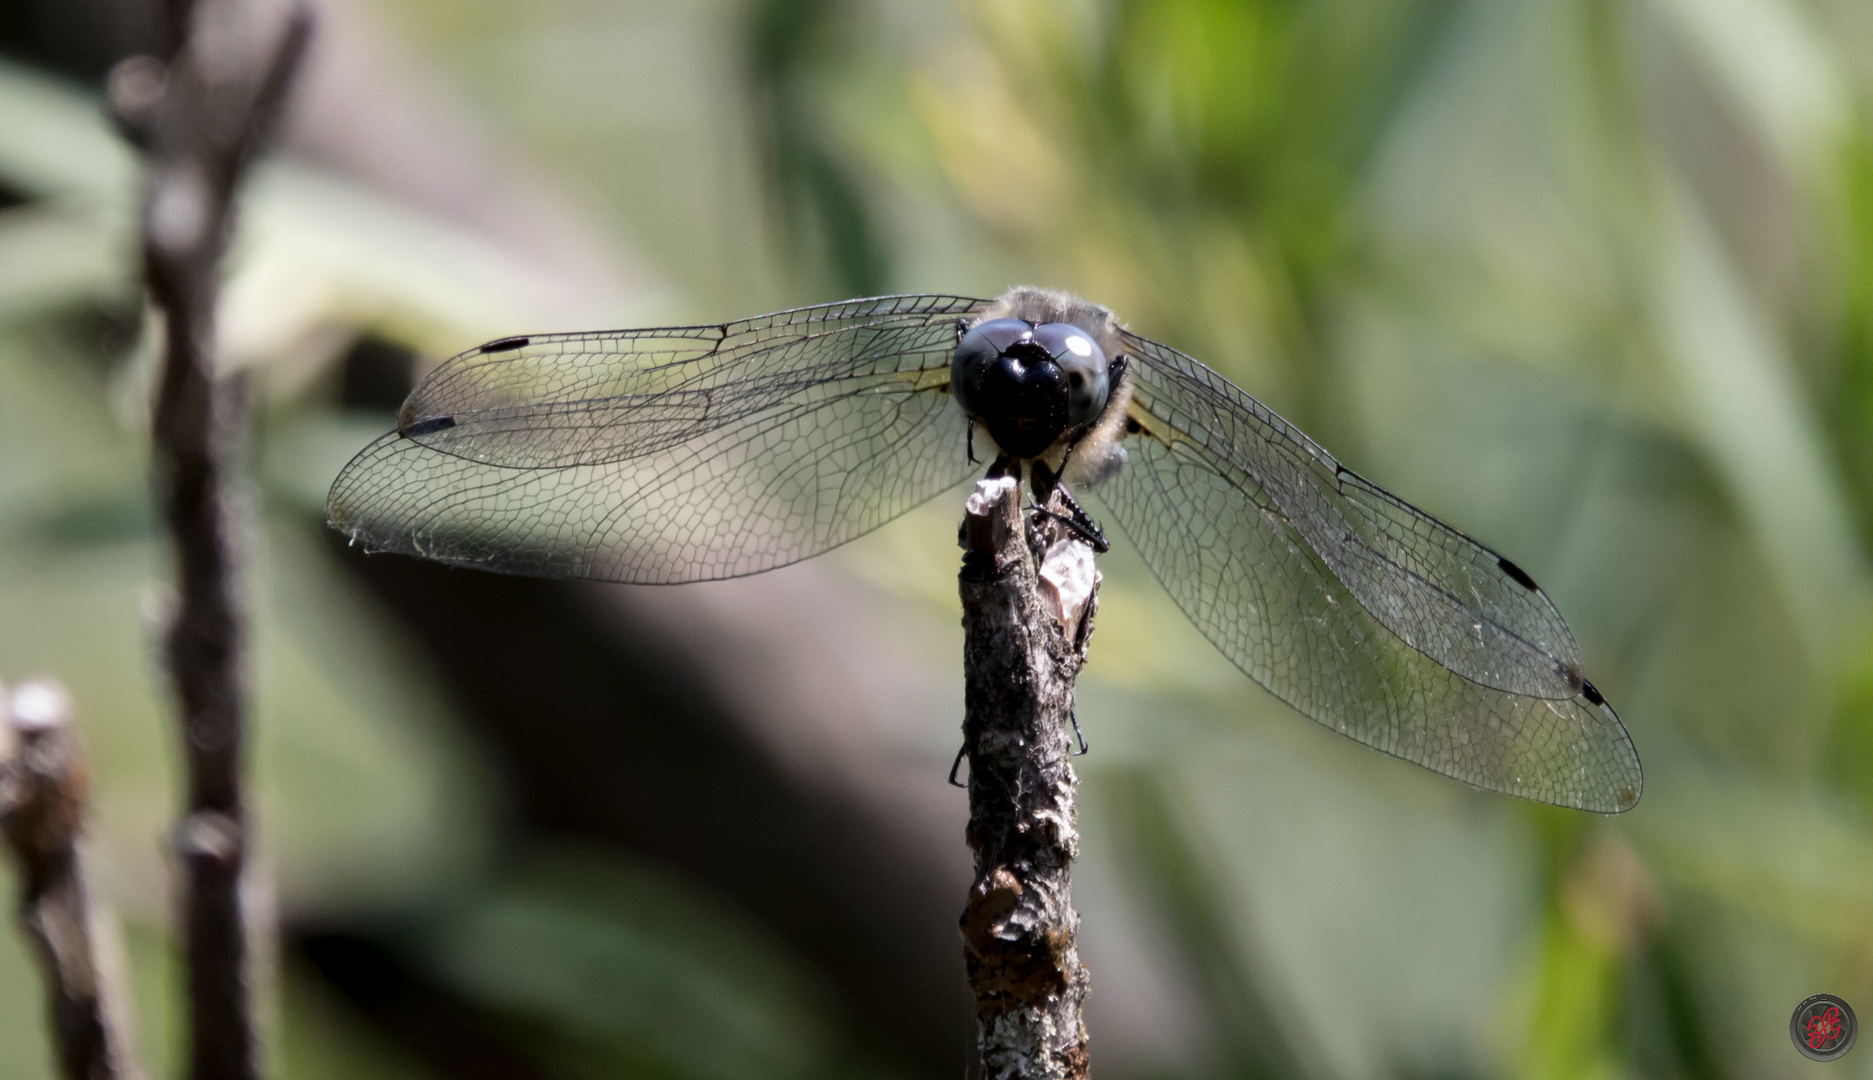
127,5 -> 313,1080
957,476 -> 1099,1079
0,680 -> 146,1080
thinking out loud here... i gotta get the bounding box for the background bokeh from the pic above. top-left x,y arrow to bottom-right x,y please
3,0 -> 1873,1076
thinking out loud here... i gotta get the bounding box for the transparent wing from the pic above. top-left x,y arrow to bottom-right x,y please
327,295 -> 988,583
391,294 -> 990,468
1100,333 -> 1640,811
1119,332 -> 1585,700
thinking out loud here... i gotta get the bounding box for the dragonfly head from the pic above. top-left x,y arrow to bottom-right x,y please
953,317 -> 1111,459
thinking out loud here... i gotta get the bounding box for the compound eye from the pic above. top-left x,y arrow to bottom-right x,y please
1031,323 -> 1109,428
959,318 -> 1034,359
952,318 -> 1036,416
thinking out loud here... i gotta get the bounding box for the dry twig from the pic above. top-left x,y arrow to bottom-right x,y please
0,680 -> 145,1080
122,3 -> 313,1078
957,477 -> 1099,1079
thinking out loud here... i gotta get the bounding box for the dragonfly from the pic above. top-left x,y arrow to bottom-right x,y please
327,287 -> 1641,813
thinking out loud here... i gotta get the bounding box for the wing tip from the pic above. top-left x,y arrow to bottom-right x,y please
1581,681 -> 1643,814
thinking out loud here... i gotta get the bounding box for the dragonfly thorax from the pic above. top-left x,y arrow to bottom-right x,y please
952,317 -> 1111,460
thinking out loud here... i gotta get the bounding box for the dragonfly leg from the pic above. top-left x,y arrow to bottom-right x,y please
1055,488 -> 1108,553
1070,711 -> 1089,756
1030,460 -> 1109,552
1029,504 -> 1107,552
948,743 -> 968,787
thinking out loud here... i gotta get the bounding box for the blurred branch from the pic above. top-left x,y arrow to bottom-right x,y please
956,477 -> 1096,1079
0,680 -> 146,1080
121,3 -> 314,1079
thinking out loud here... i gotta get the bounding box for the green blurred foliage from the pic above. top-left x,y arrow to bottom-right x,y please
852,0 -> 1873,1074
8,0 -> 1873,1077
399,846 -> 853,1080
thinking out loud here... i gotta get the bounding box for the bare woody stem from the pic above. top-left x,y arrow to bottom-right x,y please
957,477 -> 1098,1080
0,681 -> 146,1080
128,4 -> 312,1080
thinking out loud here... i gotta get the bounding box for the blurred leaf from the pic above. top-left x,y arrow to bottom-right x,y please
1650,0 -> 1848,169
1100,767 -> 1320,1080
1516,907 -> 1624,1080
1651,188 -> 1868,667
1827,126 -> 1873,557
0,59 -> 136,207
401,846 -> 849,1080
1618,930 -> 1731,1080
745,0 -> 892,296
0,205 -> 124,320
1625,765 -> 1873,949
